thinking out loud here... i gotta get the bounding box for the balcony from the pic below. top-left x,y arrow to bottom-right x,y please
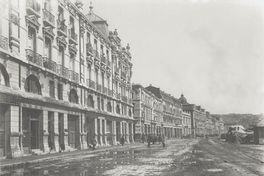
121,71 -> 126,79
26,49 -> 43,67
115,68 -> 120,76
26,0 -> 41,17
57,20 -> 67,37
57,65 -> 69,79
103,87 -> 108,94
43,8 -> 55,27
122,96 -> 128,103
88,79 -> 95,89
96,83 -> 102,92
108,89 -> 113,97
68,44 -> 77,55
0,35 -> 8,50
68,29 -> 77,44
69,70 -> 79,83
43,57 -> 57,72
86,43 -> 93,56
93,50 -> 100,61
107,60 -> 111,68
100,53 -> 106,65
116,93 -> 120,100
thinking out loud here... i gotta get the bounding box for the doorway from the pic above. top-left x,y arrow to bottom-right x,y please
30,120 -> 39,149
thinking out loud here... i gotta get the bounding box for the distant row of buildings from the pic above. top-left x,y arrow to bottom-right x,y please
0,0 -> 224,159
132,84 -> 225,141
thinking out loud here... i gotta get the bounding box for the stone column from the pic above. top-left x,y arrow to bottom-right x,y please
104,119 -> 108,146
120,121 -> 123,142
63,113 -> 69,150
126,122 -> 130,143
54,112 -> 59,152
82,115 -> 87,149
43,110 -> 49,152
7,105 -> 22,158
94,118 -> 98,145
99,118 -> 103,146
112,120 -> 117,145
131,123 -> 134,143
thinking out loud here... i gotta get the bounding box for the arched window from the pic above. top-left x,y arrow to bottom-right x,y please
116,105 -> 120,114
87,95 -> 94,108
107,102 -> 112,112
0,63 -> 10,86
25,75 -> 41,95
69,89 -> 78,103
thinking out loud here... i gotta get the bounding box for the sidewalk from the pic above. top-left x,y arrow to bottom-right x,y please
0,142 -> 145,171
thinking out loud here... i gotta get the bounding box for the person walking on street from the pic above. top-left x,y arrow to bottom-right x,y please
92,137 -> 97,150
120,135 -> 125,146
161,135 -> 165,148
147,134 -> 151,148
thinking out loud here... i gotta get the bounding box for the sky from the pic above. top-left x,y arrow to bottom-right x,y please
81,0 -> 264,114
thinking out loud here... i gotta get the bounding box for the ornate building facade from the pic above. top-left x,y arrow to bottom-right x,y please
146,85 -> 183,139
132,84 -> 163,141
0,0 -> 134,158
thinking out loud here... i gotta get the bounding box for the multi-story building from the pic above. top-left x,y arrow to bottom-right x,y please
132,84 -> 163,141
0,0 -> 134,158
146,85 -> 183,139
179,94 -> 207,137
182,110 -> 191,137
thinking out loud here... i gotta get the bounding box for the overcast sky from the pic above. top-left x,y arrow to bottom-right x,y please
82,0 -> 264,114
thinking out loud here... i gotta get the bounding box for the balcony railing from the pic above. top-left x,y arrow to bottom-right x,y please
89,79 -> 95,89
93,49 -> 100,59
107,60 -> 111,68
26,49 -> 43,67
57,19 -> 67,36
122,96 -> 128,103
43,57 -> 57,72
57,65 -> 69,79
108,89 -> 113,97
26,0 -> 41,17
103,87 -> 108,94
96,83 -> 102,92
116,93 -> 120,100
69,70 -> 79,83
86,43 -> 93,56
68,29 -> 77,43
43,8 -> 55,27
121,71 -> 126,78
100,53 -> 106,64
0,35 -> 8,50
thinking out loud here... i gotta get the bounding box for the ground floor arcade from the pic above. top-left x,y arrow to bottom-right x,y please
0,102 -> 134,159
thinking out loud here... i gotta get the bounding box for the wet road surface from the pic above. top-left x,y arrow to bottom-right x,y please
1,138 -> 263,176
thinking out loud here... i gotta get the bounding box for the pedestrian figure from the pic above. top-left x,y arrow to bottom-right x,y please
161,135 -> 165,148
158,135 -> 162,144
147,134 -> 151,148
120,135 -> 125,146
92,137 -> 97,150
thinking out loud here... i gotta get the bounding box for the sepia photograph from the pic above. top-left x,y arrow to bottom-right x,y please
0,0 -> 263,175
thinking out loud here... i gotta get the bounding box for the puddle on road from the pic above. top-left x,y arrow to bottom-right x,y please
207,168 -> 223,172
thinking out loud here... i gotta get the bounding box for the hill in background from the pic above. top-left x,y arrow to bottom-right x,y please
212,114 -> 264,129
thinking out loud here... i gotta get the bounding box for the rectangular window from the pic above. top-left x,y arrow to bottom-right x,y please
94,39 -> 97,50
58,6 -> 64,21
59,46 -> 64,66
44,38 -> 52,59
87,32 -> 90,43
101,73 -> 104,88
49,80 -> 55,98
58,83 -> 63,100
28,27 -> 36,51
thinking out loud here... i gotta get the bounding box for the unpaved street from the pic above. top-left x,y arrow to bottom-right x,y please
1,138 -> 263,176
